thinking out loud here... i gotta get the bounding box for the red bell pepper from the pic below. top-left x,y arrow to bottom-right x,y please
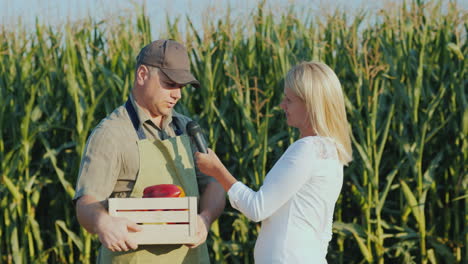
143,184 -> 186,198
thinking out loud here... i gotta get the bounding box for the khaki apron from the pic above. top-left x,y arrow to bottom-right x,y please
97,99 -> 210,264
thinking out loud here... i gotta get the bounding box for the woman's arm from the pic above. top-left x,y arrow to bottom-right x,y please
196,139 -> 319,222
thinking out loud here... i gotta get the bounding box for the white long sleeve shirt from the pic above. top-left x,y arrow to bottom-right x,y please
228,136 -> 343,264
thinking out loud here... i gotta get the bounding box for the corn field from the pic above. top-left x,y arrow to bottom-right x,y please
0,0 -> 466,263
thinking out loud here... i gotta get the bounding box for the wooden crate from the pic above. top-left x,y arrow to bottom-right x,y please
108,197 -> 198,245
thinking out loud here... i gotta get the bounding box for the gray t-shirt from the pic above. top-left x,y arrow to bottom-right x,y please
74,96 -> 212,201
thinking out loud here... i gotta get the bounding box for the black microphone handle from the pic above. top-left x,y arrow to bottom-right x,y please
193,133 -> 208,154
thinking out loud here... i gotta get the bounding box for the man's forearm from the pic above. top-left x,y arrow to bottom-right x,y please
76,195 -> 108,234
199,181 -> 226,226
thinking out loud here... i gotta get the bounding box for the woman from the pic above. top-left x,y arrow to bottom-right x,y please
195,61 -> 353,264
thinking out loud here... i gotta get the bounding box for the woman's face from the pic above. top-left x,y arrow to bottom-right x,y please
279,87 -> 309,130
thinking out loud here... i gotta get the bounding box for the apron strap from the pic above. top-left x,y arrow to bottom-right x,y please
125,99 -> 146,140
171,116 -> 184,136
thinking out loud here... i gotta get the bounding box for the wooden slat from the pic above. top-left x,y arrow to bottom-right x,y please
188,197 -> 197,237
128,225 -> 197,244
109,197 -> 189,210
113,210 -> 189,223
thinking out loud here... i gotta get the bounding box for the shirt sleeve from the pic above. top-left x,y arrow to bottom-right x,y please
74,125 -> 121,202
227,138 -> 320,222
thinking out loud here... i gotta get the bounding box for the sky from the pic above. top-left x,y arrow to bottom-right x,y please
1,0 -> 466,37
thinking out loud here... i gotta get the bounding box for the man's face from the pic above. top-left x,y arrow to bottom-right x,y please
139,65 -> 183,118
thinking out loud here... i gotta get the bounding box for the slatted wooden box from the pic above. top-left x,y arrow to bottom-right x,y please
108,197 -> 198,245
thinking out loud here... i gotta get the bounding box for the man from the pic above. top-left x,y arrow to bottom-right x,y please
74,39 -> 225,263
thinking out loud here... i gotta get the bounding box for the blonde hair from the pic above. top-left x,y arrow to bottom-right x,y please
285,61 -> 353,165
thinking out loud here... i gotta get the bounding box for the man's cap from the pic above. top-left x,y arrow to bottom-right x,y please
136,39 -> 200,88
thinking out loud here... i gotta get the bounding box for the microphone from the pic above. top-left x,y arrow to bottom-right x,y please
186,121 -> 208,154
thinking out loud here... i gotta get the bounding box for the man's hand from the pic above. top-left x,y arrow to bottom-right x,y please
96,214 -> 142,252
186,214 -> 209,249
76,195 -> 142,252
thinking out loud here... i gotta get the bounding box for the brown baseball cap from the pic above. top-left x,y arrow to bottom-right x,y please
136,39 -> 200,88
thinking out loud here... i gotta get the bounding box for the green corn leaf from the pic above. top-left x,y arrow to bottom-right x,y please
428,238 -> 456,264
333,222 -> 374,262
377,158 -> 406,213
2,174 -> 22,201
55,220 -> 84,252
400,180 -> 422,225
446,43 -> 464,60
